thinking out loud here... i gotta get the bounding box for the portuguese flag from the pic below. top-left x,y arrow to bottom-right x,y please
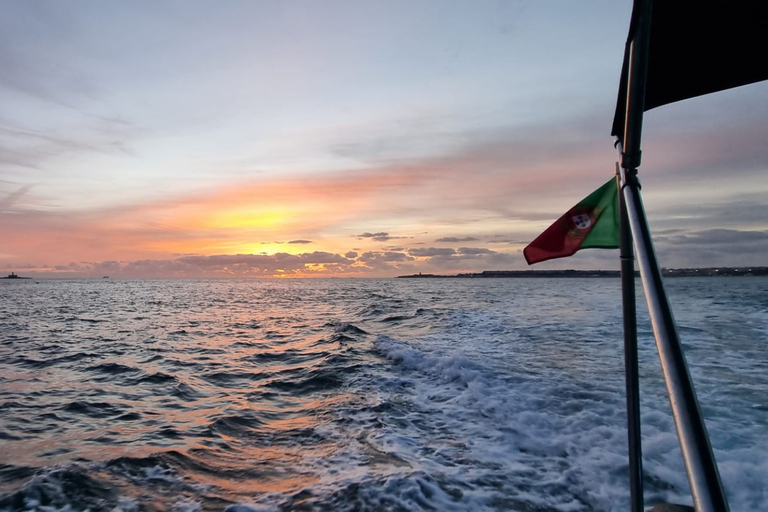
524,178 -> 619,265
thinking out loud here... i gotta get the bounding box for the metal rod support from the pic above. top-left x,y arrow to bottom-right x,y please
620,0 -> 652,171
618,167 -> 643,512
617,154 -> 729,512
616,0 -> 729,509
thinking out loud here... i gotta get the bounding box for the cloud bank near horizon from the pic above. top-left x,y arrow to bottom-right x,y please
6,223 -> 768,279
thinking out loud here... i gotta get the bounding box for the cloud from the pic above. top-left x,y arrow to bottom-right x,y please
647,196 -> 768,232
487,237 -> 529,245
21,251 -> 359,278
408,247 -> 456,257
641,90 -> 768,184
400,249 -> 522,274
435,236 -> 478,243
656,228 -> 768,247
178,251 -> 353,269
0,28 -> 87,108
417,247 -> 505,263
457,247 -> 496,255
355,232 -> 406,242
355,251 -> 415,272
288,239 -> 313,244
357,251 -> 413,263
0,185 -> 34,211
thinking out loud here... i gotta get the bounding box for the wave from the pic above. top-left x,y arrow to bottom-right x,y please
8,352 -> 98,369
61,400 -> 127,419
265,371 -> 343,396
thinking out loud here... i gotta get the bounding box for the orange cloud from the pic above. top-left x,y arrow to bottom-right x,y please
1,165 -> 432,268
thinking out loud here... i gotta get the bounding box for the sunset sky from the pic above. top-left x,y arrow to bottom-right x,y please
2,1 -> 767,278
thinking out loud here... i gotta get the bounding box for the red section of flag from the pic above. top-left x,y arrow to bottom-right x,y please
523,207 -> 593,265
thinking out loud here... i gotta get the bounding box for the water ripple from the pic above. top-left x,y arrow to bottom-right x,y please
0,278 -> 765,511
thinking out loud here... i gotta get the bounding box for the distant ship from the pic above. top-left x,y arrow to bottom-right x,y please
2,272 -> 31,279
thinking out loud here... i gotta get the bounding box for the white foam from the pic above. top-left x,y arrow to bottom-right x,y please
368,333 -> 694,510
112,498 -> 140,512
223,505 -> 274,512
144,465 -> 183,484
172,499 -> 202,512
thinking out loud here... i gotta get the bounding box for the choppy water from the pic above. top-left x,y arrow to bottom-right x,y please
0,277 -> 765,511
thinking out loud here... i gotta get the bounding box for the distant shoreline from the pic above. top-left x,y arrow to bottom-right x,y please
0,273 -> 31,280
2,267 -> 766,280
397,267 -> 768,279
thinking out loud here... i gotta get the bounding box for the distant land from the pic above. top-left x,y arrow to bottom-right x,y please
1,272 -> 31,280
397,267 -> 768,279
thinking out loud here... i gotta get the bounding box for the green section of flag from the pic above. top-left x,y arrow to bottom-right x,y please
581,178 -> 619,249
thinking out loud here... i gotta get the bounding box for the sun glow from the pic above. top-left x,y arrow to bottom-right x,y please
205,208 -> 289,230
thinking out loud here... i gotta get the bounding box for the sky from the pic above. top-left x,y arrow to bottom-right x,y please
1,1 -> 767,278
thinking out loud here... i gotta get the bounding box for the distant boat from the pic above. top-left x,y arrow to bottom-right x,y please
103,276 -> 110,279
2,272 -> 31,280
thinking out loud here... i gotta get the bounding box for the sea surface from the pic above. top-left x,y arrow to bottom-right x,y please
0,277 -> 765,511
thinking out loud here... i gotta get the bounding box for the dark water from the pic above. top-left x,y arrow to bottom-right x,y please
0,278 -> 766,511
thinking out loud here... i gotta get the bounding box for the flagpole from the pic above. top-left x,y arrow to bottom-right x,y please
619,159 -> 729,512
616,162 -> 643,512
618,1 -> 729,511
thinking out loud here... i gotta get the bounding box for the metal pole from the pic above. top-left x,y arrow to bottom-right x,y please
616,0 -> 730,508
617,163 -> 643,512
619,165 -> 729,512
619,2 -> 651,507
620,0 -> 652,172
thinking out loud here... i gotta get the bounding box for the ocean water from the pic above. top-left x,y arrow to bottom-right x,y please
0,277 -> 765,512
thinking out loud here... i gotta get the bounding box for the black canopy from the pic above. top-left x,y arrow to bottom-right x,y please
612,1 -> 768,139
